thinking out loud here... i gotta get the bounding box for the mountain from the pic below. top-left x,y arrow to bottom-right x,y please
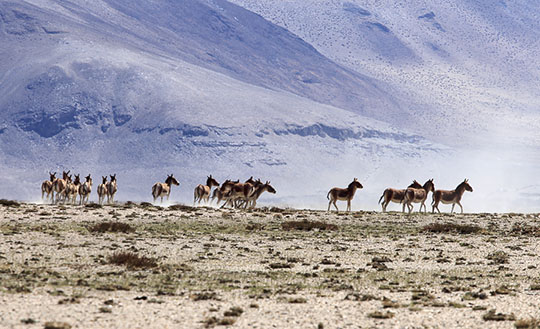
0,0 -> 444,206
229,0 -> 540,147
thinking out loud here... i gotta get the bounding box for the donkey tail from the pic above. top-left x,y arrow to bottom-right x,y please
326,190 -> 331,200
151,184 -> 158,198
378,193 -> 385,204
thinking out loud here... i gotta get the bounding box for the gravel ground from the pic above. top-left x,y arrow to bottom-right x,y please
1,201 -> 539,328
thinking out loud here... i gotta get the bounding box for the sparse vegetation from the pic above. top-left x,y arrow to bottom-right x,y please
422,222 -> 482,234
281,220 -> 338,231
89,221 -> 135,233
0,199 -> 19,207
483,309 -> 516,321
107,251 -> 158,269
0,202 -> 539,327
515,318 -> 540,329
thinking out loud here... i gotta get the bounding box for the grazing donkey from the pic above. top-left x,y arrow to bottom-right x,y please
194,175 -> 220,204
327,178 -> 363,212
245,181 -> 276,209
52,170 -> 70,204
41,172 -> 56,203
432,179 -> 473,214
151,174 -> 179,203
97,176 -> 108,205
78,174 -> 93,205
402,179 -> 435,214
106,174 -> 117,204
378,180 -> 422,212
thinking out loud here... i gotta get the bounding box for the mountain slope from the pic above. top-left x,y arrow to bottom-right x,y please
229,0 -> 540,146
0,0 -> 443,205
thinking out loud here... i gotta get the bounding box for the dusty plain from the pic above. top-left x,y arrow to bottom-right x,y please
0,200 -> 540,329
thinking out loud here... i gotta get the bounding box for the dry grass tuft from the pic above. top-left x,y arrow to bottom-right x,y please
223,307 -> 244,317
282,220 -> 338,231
486,251 -> 510,264
168,204 -> 196,211
89,221 -> 135,233
0,199 -> 20,207
191,291 -> 220,301
84,203 -> 102,209
483,309 -> 516,321
422,222 -> 482,234
107,251 -> 158,269
510,223 -> 540,237
368,311 -> 394,319
515,318 -> 540,329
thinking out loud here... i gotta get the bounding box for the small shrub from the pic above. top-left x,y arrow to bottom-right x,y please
510,223 -> 540,237
422,222 -> 482,234
483,309 -> 516,321
515,318 -> 540,329
107,251 -> 157,269
89,222 -> 135,233
223,307 -> 244,317
84,203 -> 102,209
168,204 -> 196,211
0,199 -> 20,207
368,311 -> 394,319
486,251 -> 510,264
282,220 -> 338,231
288,297 -> 307,304
191,291 -> 220,301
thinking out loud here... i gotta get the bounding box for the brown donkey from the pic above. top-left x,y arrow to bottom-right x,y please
402,179 -> 435,214
52,170 -> 70,204
378,180 -> 422,212
221,180 -> 256,208
41,172 -> 56,203
432,179 -> 473,214
151,174 -> 179,203
194,175 -> 220,204
97,176 -> 108,205
106,174 -> 117,204
245,181 -> 276,209
78,174 -> 93,205
66,174 -> 81,204
327,178 -> 363,212
211,179 -> 239,205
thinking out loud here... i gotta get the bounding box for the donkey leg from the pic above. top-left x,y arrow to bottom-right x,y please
333,201 -> 339,212
451,204 -> 455,214
327,200 -> 332,212
458,202 -> 464,214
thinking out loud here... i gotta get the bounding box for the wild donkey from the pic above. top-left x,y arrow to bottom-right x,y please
97,176 -> 108,205
194,175 -> 220,205
41,172 -> 56,203
432,179 -> 473,214
152,174 -> 179,203
327,178 -> 363,212
106,174 -> 117,204
402,179 -> 435,214
378,180 -> 422,212
78,174 -> 92,205
245,181 -> 276,209
52,170 -> 70,204
211,179 -> 239,206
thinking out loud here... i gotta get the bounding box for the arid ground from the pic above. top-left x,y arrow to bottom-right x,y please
1,200 -> 540,329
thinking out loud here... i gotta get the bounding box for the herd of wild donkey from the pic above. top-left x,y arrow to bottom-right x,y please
40,171 -> 473,214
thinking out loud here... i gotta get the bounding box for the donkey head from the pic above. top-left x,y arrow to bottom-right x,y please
265,181 -> 276,194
